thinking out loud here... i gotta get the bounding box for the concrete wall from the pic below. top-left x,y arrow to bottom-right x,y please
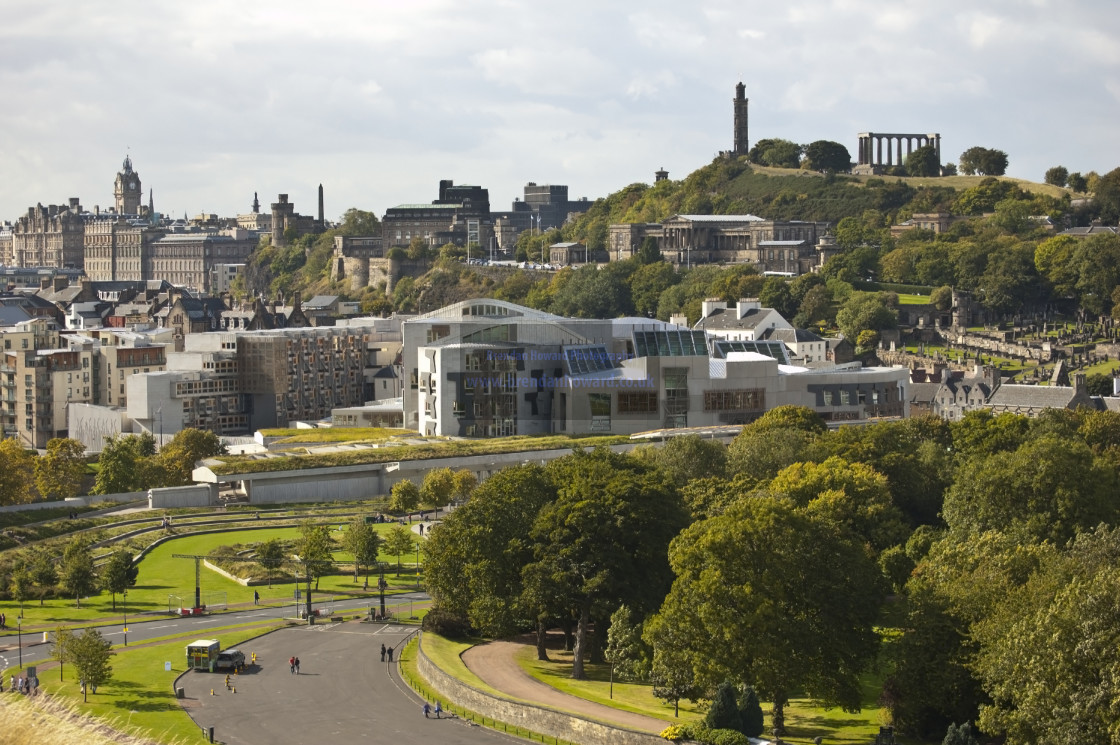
416,633 -> 662,745
0,491 -> 144,514
149,484 -> 215,509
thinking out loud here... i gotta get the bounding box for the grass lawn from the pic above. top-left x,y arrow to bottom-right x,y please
0,524 -> 424,634
7,621 -> 288,745
896,294 -> 930,305
260,427 -> 414,444
418,633 -> 503,696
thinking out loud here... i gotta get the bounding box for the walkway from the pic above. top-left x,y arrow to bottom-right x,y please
461,639 -> 667,734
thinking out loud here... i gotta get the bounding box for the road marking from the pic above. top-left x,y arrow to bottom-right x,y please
148,624 -> 176,629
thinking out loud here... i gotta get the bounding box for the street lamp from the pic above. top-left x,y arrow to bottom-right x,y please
17,617 -> 22,671
378,562 -> 387,619
123,589 -> 128,647
414,543 -> 420,591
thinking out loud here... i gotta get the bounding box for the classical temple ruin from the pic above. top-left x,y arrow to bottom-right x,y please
856,132 -> 941,172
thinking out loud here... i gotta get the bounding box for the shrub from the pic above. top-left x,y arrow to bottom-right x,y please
708,730 -> 750,745
660,724 -> 687,741
705,681 -> 743,732
421,606 -> 472,638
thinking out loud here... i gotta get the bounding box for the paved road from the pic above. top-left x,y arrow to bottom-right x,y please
181,622 -> 518,745
0,593 -> 427,672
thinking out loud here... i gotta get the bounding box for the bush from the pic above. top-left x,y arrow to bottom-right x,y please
705,681 -> 743,732
421,606 -> 472,638
660,724 -> 687,741
708,730 -> 750,745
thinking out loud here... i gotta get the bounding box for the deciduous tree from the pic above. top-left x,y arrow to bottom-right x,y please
69,628 -> 113,702
295,522 -> 334,590
1043,166 -> 1068,187
389,479 -> 420,513
99,550 -> 138,611
59,536 -> 97,608
420,467 -> 456,507
93,433 -> 157,494
906,145 -> 940,177
803,140 -> 851,173
255,538 -> 285,588
0,438 -> 35,506
35,438 -> 86,500
341,517 -> 382,585
29,550 -> 58,606
158,428 -> 225,486
384,524 -> 415,577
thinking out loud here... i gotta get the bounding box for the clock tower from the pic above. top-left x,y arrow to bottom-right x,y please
113,155 -> 142,215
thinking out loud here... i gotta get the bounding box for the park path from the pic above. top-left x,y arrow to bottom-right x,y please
461,639 -> 668,734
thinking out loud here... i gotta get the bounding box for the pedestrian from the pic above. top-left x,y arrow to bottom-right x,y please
423,702 -> 431,718
380,644 -> 386,662
289,656 -> 295,674
10,675 -> 15,692
387,646 -> 394,662
418,524 -> 424,537
295,657 -> 300,674
253,590 -> 259,605
434,701 -> 442,719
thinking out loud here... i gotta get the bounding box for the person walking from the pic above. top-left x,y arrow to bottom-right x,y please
289,656 -> 295,674
253,590 -> 259,605
294,657 -> 301,674
380,644 -> 386,662
423,702 -> 431,718
434,701 -> 443,719
387,646 -> 394,663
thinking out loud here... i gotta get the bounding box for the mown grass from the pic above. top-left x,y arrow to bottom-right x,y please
419,633 -> 502,696
896,294 -> 930,305
259,427 -> 414,444
207,434 -> 630,476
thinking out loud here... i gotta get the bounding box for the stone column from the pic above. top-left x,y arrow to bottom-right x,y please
935,134 -> 941,165
896,137 -> 903,166
875,136 -> 882,165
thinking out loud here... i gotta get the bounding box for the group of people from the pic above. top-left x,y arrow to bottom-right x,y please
8,675 -> 37,695
288,656 -> 301,674
379,644 -> 394,663
422,701 -> 443,718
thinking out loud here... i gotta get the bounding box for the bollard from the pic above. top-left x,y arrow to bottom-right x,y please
232,687 -> 236,694
210,689 -> 214,696
208,726 -> 214,743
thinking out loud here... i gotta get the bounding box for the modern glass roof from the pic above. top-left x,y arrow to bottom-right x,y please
633,329 -> 708,357
713,339 -> 790,363
564,345 -> 616,375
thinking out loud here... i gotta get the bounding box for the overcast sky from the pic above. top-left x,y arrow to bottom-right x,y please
2,0 -> 1117,225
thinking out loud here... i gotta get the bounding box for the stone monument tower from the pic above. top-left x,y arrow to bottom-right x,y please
113,155 -> 142,215
733,82 -> 749,157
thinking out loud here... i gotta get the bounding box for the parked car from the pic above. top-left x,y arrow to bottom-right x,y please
214,648 -> 246,672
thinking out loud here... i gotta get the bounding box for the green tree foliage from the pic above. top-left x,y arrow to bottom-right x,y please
525,448 -> 688,679
836,292 -> 897,343
341,517 -> 382,584
338,208 -> 380,236
451,469 -> 478,502
941,722 -> 979,745
748,139 -> 803,168
705,681 -> 743,732
30,550 -> 59,605
420,467 -> 456,507
650,496 -> 883,735
0,438 -> 35,505
69,628 -> 113,702
384,524 -> 415,576
59,536 -> 97,607
930,285 -> 953,311
93,433 -> 157,494
35,438 -> 86,500
158,428 -> 225,486
759,277 -> 796,318
958,147 -> 1008,176
944,435 -> 1118,545
635,236 -> 662,265
905,145 -> 940,177
605,604 -> 651,682
389,479 -> 420,513
51,626 -> 74,681
255,538 -> 286,588
1092,167 -> 1120,224
99,550 -> 138,611
630,435 -> 727,487
738,686 -> 765,737
1043,166 -> 1069,187
425,465 -> 555,640
295,522 -> 334,590
9,569 -> 31,615
1066,171 -> 1087,193
803,140 -> 851,173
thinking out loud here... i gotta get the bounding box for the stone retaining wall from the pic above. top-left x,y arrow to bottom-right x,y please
416,633 -> 663,745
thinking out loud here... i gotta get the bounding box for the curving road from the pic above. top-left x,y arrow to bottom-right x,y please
180,622 -> 519,745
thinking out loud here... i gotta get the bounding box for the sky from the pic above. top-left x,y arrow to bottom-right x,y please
2,0 -> 1118,225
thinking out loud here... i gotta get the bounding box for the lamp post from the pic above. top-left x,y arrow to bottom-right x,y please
123,589 -> 128,646
414,543 -> 420,591
17,617 -> 22,671
378,562 -> 387,619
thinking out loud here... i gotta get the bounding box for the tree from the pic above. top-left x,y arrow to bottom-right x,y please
1066,171 -> 1087,193
93,433 -> 157,494
158,428 -> 225,486
525,448 -> 689,680
1043,166 -> 1069,187
604,604 -> 651,684
803,140 -> 852,173
35,438 -> 86,500
424,465 -> 556,646
29,549 -> 58,605
958,147 -> 1008,176
635,236 -> 662,265
942,722 -> 979,745
420,467 -> 456,508
748,138 -> 803,168
906,145 -> 940,177
759,277 -> 796,318
0,438 -> 35,506
451,469 -> 478,502
99,550 -> 138,611
389,479 -> 420,513
836,292 -> 897,344
51,626 -> 74,681
255,538 -> 285,588
9,569 -> 32,616
706,681 -> 743,732
645,611 -> 703,717
384,524 -> 415,577
59,536 -> 97,607
295,522 -> 334,590
930,285 -> 953,311
338,208 -> 380,236
649,496 -> 883,735
739,686 -> 765,737
69,628 -> 113,702
342,517 -> 381,585
631,435 -> 728,487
